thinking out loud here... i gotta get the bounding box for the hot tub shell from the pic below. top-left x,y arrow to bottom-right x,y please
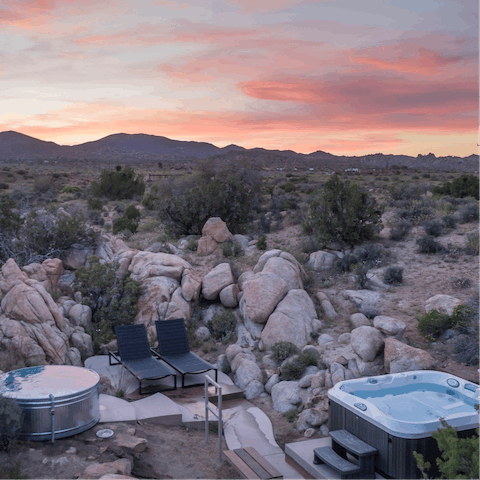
328,370 -> 479,479
0,365 -> 100,441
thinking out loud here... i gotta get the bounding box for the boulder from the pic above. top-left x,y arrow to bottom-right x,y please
58,270 -> 76,296
262,257 -> 303,290
21,263 -> 50,290
219,284 -> 239,308
308,251 -> 336,271
425,295 -> 461,317
70,331 -> 94,357
261,289 -> 317,349
112,434 -> 148,454
344,290 -> 382,309
316,292 -> 337,320
311,371 -> 326,389
82,458 -> 132,479
253,249 -> 284,273
265,374 -> 280,394
317,334 -> 335,346
225,344 -> 243,364
202,217 -> 232,243
373,316 -> 406,340
195,326 -> 211,342
181,270 -> 202,302
217,354 -> 230,373
243,380 -> 265,400
202,263 -> 234,300
0,258 -> 28,295
240,272 -> 289,324
21,322 -> 69,365
165,287 -> 192,321
356,356 -> 385,376
128,251 -> 190,282
298,374 -> 315,388
57,297 -> 76,317
62,244 -> 94,270
197,235 -> 218,256
69,304 -> 92,328
337,333 -> 351,344
384,338 -> 436,373
66,346 -> 83,366
237,271 -> 255,290
350,326 -> 384,362
350,313 -> 371,328
298,407 -> 329,428
271,381 -> 303,413
230,351 -> 256,374
234,359 -> 263,390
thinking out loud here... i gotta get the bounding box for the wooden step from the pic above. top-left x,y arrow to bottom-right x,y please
313,446 -> 360,479
224,446 -> 283,479
330,430 -> 377,456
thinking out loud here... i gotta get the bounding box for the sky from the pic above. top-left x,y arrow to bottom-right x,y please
0,0 -> 478,157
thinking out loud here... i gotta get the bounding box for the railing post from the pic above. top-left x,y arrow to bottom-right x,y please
204,375 -> 223,463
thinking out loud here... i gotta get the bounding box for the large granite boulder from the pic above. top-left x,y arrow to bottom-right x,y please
128,251 -> 191,282
261,289 -> 317,349
384,338 -> 436,373
271,381 -> 303,413
42,258 -> 64,292
425,294 -> 461,316
202,263 -> 234,300
0,258 -> 28,296
350,326 -> 384,362
262,256 -> 303,290
202,217 -> 232,243
240,272 -> 289,324
307,251 -> 336,271
373,315 -> 406,340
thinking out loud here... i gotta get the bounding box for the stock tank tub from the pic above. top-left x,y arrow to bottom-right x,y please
328,370 -> 479,479
0,365 -> 100,441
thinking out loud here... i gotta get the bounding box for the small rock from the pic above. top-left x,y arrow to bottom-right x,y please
320,424 -> 329,436
318,334 -> 334,346
337,333 -> 351,344
304,428 -> 315,438
195,326 -> 211,342
66,447 -> 77,454
350,313 -> 371,328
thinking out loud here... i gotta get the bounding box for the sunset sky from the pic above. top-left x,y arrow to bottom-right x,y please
1,0 -> 478,156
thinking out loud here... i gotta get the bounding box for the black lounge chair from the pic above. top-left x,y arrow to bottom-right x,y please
154,318 -> 218,388
109,324 -> 177,394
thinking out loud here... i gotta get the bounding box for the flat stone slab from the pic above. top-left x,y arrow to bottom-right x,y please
99,394 -> 136,424
132,393 -> 182,425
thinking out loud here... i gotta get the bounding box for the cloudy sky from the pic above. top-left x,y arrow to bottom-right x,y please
1,0 -> 478,156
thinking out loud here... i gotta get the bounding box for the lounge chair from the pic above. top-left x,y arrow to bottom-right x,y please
153,318 -> 218,388
109,324 -> 177,394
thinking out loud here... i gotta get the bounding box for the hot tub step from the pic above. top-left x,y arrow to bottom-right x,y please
313,446 -> 360,479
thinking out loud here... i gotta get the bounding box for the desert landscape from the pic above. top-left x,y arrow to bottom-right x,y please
0,134 -> 478,478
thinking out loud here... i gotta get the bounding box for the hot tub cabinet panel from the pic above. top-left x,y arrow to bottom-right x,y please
328,371 -> 479,479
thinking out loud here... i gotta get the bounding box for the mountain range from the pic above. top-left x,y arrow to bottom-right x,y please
0,130 -> 477,172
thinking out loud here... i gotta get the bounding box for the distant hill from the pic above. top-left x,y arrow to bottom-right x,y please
0,130 -> 477,172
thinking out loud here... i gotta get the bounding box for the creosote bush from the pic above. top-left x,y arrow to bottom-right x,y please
390,219 -> 412,241
306,175 -> 382,247
432,173 -> 479,200
75,257 -> 142,353
256,234 -> 267,250
417,235 -> 443,254
207,310 -> 237,344
271,341 -> 299,363
87,197 -> 103,210
383,266 -> 403,285
112,204 -> 141,235
281,350 -> 319,381
91,165 -> 145,200
422,219 -> 442,237
221,239 -> 243,258
465,232 -> 479,255
457,203 -> 479,223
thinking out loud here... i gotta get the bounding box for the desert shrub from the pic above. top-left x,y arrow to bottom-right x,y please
354,243 -> 385,268
75,257 -> 142,353
0,183 -> 8,190
279,182 -> 297,193
388,183 -> 424,202
281,357 -> 307,380
300,235 -> 322,254
256,234 -> 267,250
396,203 -> 433,223
61,185 -> 81,194
0,460 -> 28,479
383,266 -> 403,285
441,215 -> 457,229
457,203 -> 479,223
352,262 -> 369,289
88,210 -> 105,226
390,219 -> 412,241
0,394 -> 23,452
451,277 -> 471,289
451,299 -> 479,366
141,191 -> 160,210
112,205 -> 141,235
185,237 -> 198,251
414,418 -> 479,479
33,176 -> 52,193
334,253 -> 360,273
422,219 -> 442,237
465,232 -> 479,255
271,341 -> 299,363
432,174 -> 479,200
87,197 -> 103,210
207,310 -> 237,344
417,235 -> 443,254
284,409 -> 298,423
91,165 -> 145,200
306,175 -> 382,247
417,310 -> 453,342
221,240 -> 243,258
297,350 -> 319,367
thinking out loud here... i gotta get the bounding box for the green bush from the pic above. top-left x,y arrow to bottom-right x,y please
61,185 -> 81,194
75,257 -> 142,353
158,165 -> 261,236
414,418 -> 479,479
141,191 -> 160,210
279,182 -> 297,193
417,235 -> 443,254
423,219 -> 442,237
112,205 -> 141,235
87,197 -> 103,210
0,460 -> 28,479
441,215 -> 457,229
297,350 -> 319,367
457,204 -> 479,223
221,240 -> 243,258
465,232 -> 479,255
390,219 -> 413,240
0,394 -> 23,452
306,175 -> 382,247
33,176 -> 53,193
256,234 -> 267,250
334,253 -> 360,273
417,310 -> 453,342
207,310 -> 237,344
91,165 -> 145,200
0,183 -> 8,190
354,243 -> 385,268
281,357 -> 306,380
432,174 -> 479,200
271,341 -> 299,363
451,300 -> 479,366
383,266 -> 403,285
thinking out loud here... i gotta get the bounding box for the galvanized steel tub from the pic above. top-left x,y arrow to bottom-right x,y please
0,365 -> 100,441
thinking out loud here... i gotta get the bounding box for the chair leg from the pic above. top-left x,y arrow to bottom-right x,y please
215,369 -> 218,383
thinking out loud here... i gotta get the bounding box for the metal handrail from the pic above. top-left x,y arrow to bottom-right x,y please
205,375 -> 223,462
